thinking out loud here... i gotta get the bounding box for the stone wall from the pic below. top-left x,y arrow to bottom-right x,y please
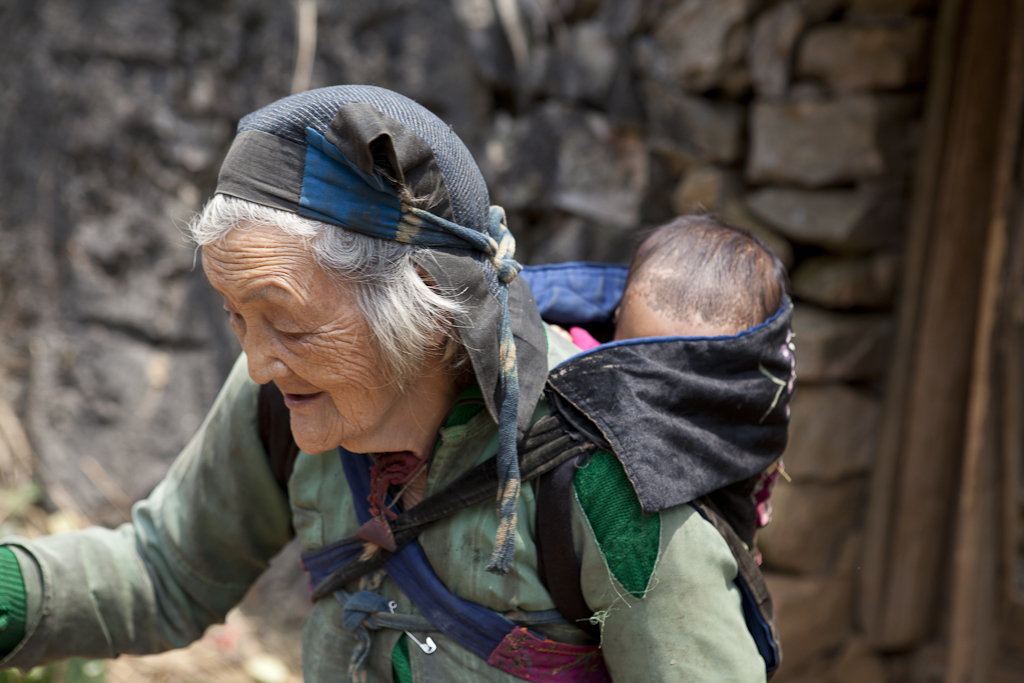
0,0 -> 936,678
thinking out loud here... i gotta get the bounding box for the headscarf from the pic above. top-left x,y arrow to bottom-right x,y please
215,85 -> 547,574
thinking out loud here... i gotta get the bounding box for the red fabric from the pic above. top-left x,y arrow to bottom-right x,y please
568,327 -> 601,351
487,627 -> 611,682
367,451 -> 422,520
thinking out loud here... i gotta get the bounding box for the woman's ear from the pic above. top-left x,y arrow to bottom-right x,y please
414,264 -> 437,288
413,264 -> 450,350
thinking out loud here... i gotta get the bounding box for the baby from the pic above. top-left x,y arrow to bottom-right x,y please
565,214 -> 787,346
561,214 -> 791,549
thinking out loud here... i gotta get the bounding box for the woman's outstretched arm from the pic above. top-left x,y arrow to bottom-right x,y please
0,355 -> 293,668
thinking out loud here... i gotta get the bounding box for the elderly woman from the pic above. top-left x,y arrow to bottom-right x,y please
0,86 -> 768,681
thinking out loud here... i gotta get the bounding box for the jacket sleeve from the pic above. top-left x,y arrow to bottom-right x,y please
576,500 -> 767,683
0,354 -> 294,668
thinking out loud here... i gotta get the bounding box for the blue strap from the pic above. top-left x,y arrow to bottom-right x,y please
687,503 -> 780,673
735,576 -> 780,673
302,449 -> 527,660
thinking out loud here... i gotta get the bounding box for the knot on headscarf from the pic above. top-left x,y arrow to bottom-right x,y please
405,205 -> 522,284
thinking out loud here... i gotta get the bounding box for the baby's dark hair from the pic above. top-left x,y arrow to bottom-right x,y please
625,215 -> 789,332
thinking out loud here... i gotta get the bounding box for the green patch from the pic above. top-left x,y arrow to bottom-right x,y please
443,383 -> 485,429
574,450 -> 660,596
391,634 -> 412,683
0,547 -> 25,655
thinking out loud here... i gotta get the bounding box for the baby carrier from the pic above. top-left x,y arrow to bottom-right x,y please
259,262 -> 792,680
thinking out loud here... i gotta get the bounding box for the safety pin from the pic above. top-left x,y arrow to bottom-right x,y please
388,600 -> 437,654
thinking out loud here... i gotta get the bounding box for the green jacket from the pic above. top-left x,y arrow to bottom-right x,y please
1,328 -> 765,682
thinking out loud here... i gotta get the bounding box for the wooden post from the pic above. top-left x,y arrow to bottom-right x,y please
945,2 -> 1024,676
1001,131 -> 1024,650
861,0 -> 1016,649
860,0 -> 965,643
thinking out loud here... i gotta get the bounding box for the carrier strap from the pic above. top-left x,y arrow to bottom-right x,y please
689,497 -> 782,677
302,450 -> 611,682
258,380 -> 780,673
536,455 -> 601,642
296,410 -> 596,601
534,469 -> 783,675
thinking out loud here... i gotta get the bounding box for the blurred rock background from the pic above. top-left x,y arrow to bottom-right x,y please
0,0 -> 939,680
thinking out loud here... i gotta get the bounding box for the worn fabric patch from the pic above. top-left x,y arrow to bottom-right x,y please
486,627 -> 611,682
299,127 -> 404,239
573,450 -> 659,596
0,546 -> 26,654
392,634 -> 412,683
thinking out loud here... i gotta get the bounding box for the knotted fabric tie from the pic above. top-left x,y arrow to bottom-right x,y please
405,206 -> 523,574
357,451 -> 426,553
337,587 -> 438,683
337,569 -> 440,683
340,590 -> 392,633
402,205 -> 522,285
366,451 -> 424,521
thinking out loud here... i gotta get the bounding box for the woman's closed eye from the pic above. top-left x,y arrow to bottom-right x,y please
273,318 -> 323,341
224,307 -> 246,330
277,326 -> 313,341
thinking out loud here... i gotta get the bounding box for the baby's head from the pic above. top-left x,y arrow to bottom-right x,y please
615,215 -> 788,340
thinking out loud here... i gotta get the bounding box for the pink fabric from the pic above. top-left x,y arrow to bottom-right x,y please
569,327 -> 601,351
487,627 -> 611,682
752,460 -> 784,529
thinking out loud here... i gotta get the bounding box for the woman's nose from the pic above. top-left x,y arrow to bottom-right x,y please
243,326 -> 288,385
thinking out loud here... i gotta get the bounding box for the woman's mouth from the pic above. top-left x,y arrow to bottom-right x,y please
283,391 -> 325,410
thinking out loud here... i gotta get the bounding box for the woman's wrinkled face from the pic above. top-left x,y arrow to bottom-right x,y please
202,223 -> 403,455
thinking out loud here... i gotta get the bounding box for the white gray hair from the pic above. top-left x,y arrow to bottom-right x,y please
189,194 -> 469,386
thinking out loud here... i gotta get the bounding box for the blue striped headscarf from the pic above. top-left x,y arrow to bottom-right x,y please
215,85 -> 544,574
